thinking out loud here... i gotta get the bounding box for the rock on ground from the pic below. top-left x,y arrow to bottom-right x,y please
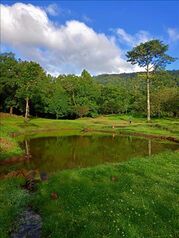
11,209 -> 42,238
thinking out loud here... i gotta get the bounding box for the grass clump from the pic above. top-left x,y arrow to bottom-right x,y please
33,151 -> 179,238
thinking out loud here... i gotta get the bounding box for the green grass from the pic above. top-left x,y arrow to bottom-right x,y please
32,151 -> 179,238
0,178 -> 29,238
0,114 -> 179,237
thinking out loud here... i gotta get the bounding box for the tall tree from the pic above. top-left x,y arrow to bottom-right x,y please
0,53 -> 19,114
46,81 -> 70,119
126,40 -> 175,121
17,61 -> 46,121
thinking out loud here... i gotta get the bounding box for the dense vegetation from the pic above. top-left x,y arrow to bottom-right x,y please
1,52 -> 179,120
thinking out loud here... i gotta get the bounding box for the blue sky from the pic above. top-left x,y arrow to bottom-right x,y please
1,1 -> 179,75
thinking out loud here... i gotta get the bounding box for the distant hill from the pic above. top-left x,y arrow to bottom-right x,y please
94,70 -> 179,84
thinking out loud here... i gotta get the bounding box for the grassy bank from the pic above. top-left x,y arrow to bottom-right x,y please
31,151 -> 179,238
0,151 -> 178,237
0,113 -> 179,160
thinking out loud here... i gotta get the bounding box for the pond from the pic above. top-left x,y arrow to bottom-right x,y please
1,134 -> 178,175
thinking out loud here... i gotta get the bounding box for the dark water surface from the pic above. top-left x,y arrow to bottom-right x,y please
1,134 -> 178,175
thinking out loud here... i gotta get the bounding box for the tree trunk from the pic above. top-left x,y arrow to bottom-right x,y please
9,106 -> 13,115
146,66 -> 151,122
72,91 -> 76,106
25,97 -> 29,121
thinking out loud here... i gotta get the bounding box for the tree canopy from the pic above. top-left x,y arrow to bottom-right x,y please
126,40 -> 176,121
0,51 -> 178,119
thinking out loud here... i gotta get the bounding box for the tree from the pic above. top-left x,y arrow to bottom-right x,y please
60,71 -> 100,118
81,69 -> 92,80
160,87 -> 179,117
46,81 -> 70,119
17,61 -> 46,121
60,74 -> 79,108
0,53 -> 19,114
100,85 -> 123,114
126,40 -> 175,121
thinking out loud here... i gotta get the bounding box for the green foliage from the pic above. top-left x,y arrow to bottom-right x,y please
46,82 -> 70,119
0,53 -> 19,112
100,85 -> 124,114
126,40 -> 175,70
16,61 -> 47,113
59,72 -> 100,118
0,51 -> 178,119
126,39 -> 176,121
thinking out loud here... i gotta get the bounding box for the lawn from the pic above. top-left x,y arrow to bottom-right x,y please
32,151 -> 179,238
0,151 -> 178,237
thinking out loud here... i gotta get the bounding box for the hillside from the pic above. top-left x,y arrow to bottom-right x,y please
94,70 -> 179,84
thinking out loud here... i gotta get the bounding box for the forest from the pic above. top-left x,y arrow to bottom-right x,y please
0,52 -> 178,120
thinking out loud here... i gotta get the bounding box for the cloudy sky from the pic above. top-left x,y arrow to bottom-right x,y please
1,1 -> 179,75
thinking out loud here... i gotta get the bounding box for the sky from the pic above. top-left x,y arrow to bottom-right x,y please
1,0 -> 179,75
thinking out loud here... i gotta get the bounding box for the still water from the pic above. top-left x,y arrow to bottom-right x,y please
1,134 -> 177,175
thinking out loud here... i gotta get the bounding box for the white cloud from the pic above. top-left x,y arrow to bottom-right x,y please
167,28 -> 179,42
82,15 -> 92,23
116,28 -> 133,44
116,28 -> 152,46
45,4 -> 58,16
0,3 -> 141,75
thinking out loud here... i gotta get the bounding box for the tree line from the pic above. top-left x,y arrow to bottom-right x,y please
0,49 -> 178,120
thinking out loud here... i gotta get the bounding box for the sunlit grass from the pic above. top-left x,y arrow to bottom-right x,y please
33,151 -> 179,238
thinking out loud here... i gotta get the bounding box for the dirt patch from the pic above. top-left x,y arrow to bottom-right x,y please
0,137 -> 16,151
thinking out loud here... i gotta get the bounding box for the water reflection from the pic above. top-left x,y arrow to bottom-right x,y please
25,140 -> 31,160
23,135 -> 178,173
148,139 -> 152,156
1,134 -> 178,175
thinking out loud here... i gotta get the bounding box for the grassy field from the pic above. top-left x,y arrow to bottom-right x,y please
0,113 -> 179,237
0,151 -> 178,237
32,152 -> 179,237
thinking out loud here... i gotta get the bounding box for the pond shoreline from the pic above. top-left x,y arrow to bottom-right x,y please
0,114 -> 179,161
11,127 -> 179,142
